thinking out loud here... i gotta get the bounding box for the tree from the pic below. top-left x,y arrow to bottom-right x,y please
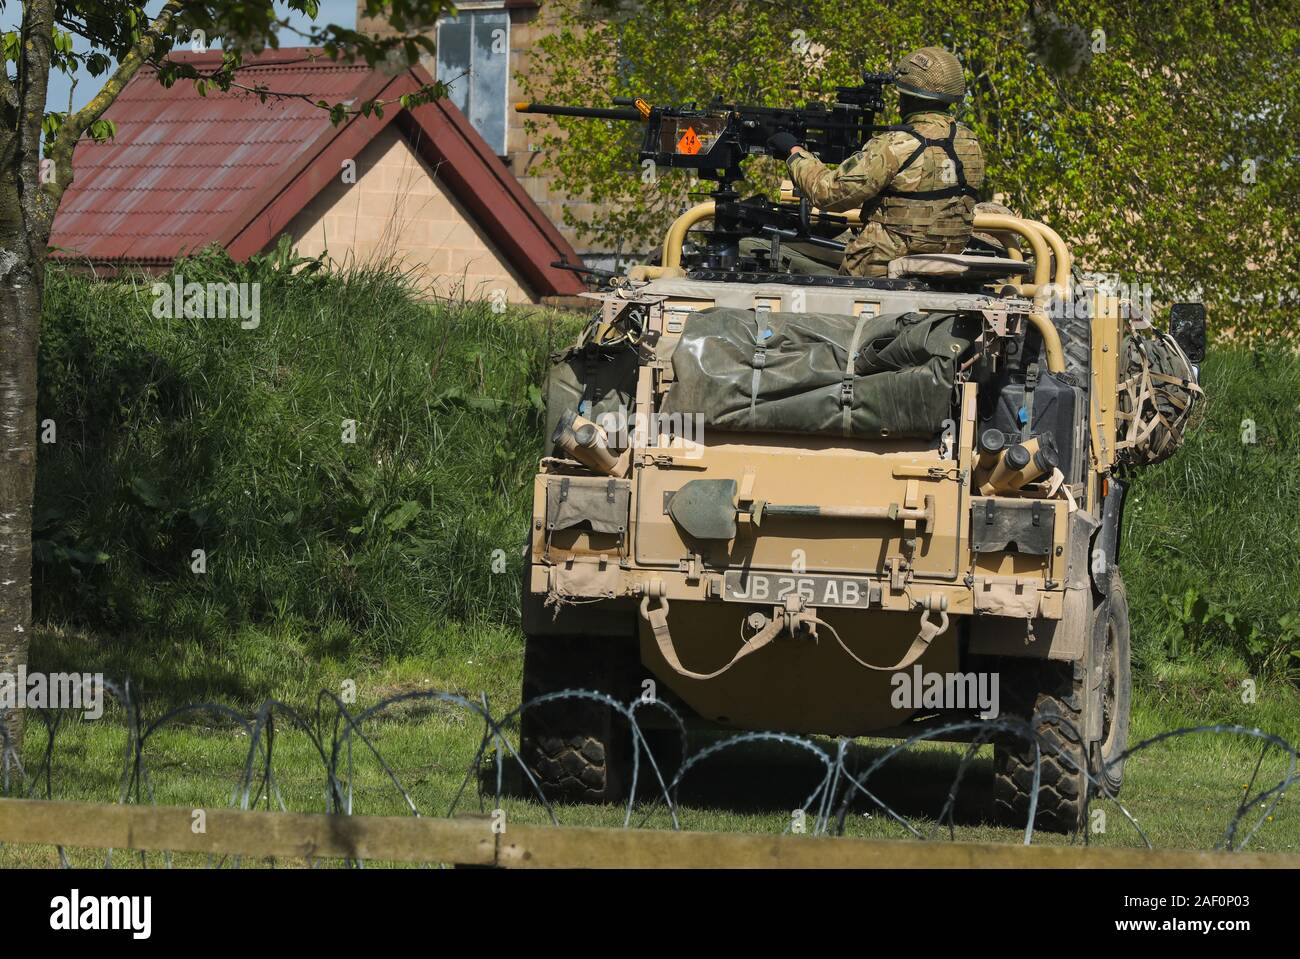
522,0 -> 1299,339
0,0 -> 453,762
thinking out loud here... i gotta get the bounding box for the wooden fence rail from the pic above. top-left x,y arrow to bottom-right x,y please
1,798 -> 1295,868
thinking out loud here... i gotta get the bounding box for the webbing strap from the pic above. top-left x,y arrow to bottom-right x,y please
1115,336 -> 1204,460
815,610 -> 949,672
842,312 -> 870,436
750,348 -> 766,417
879,123 -> 977,201
896,136 -> 929,175
900,184 -> 980,200
579,347 -> 597,416
1022,362 -> 1040,441
642,597 -> 783,680
641,598 -> 949,678
748,313 -> 770,421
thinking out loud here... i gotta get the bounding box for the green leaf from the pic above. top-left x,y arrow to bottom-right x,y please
381,500 -> 423,532
129,477 -> 166,509
88,118 -> 117,142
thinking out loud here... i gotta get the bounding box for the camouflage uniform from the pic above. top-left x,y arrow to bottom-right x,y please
788,111 -> 985,277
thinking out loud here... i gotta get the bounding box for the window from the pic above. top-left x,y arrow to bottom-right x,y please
436,10 -> 511,156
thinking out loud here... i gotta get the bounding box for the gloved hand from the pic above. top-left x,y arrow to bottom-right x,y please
765,129 -> 800,158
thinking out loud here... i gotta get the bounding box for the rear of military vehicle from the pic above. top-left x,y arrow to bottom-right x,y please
520,274 -> 1199,830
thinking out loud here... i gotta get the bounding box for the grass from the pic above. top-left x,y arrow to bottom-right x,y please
1120,344 -> 1300,679
36,251 -> 582,666
2,646 -> 1296,867
4,259 -> 1297,865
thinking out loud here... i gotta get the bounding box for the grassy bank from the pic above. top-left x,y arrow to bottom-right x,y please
36,253 -> 581,687
3,666 -> 1295,867
1121,345 -> 1300,685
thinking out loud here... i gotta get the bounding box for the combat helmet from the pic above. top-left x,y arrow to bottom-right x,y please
894,46 -> 967,103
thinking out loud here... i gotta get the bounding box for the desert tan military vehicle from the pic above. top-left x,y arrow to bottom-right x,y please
515,98 -> 1203,832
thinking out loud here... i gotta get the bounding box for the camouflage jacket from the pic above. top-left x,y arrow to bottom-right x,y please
787,111 -> 985,244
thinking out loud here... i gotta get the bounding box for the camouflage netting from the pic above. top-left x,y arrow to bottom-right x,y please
1115,328 -> 1203,467
662,307 -> 978,439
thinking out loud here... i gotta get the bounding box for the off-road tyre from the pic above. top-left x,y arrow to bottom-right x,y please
993,658 -> 1089,832
519,632 -> 637,803
1051,308 -> 1091,387
993,573 -> 1132,831
1094,573 -> 1132,796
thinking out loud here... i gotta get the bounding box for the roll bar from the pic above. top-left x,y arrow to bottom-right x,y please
651,202 -> 1069,373
658,201 -> 1070,293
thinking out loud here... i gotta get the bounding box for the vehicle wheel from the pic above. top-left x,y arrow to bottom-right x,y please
1092,573 -> 1132,797
519,633 -> 636,803
993,575 -> 1130,831
993,658 -> 1090,832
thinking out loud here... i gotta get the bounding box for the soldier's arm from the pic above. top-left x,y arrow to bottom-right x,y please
786,136 -> 899,213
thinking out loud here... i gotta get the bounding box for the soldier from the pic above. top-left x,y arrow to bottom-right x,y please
768,46 -> 986,277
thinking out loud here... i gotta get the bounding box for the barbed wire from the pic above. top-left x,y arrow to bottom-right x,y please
0,677 -> 1295,865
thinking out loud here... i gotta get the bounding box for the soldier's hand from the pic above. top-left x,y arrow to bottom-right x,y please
765,130 -> 800,158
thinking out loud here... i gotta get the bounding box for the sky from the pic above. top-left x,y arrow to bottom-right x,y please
0,0 -> 358,113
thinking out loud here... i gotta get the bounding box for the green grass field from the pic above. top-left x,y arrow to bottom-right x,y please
3,259 -> 1296,865
2,636 -> 1295,867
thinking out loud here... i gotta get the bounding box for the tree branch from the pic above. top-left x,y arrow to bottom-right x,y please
41,0 -> 184,218
13,0 -> 56,252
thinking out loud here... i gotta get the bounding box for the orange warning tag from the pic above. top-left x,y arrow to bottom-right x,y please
676,127 -> 703,155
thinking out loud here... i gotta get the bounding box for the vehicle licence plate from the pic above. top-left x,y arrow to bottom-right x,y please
722,571 -> 876,609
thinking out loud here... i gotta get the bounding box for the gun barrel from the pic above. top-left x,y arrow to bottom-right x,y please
515,102 -> 644,122
551,259 -> 618,280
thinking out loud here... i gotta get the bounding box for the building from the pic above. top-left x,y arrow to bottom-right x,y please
49,48 -> 586,304
357,0 -> 627,271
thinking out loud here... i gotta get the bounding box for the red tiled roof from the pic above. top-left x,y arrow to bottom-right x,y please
49,48 -> 585,297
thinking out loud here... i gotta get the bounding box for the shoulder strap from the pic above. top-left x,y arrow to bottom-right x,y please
879,119 -> 978,201
893,125 -> 930,177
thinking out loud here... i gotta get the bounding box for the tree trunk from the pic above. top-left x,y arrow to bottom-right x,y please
0,204 -> 39,769
0,0 -> 177,771
0,0 -> 55,771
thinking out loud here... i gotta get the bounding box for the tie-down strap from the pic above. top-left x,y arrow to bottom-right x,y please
640,597 -> 786,680
639,597 -> 948,678
841,311 -> 870,436
816,609 -> 949,672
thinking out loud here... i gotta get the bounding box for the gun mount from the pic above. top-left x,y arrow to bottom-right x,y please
516,72 -> 896,272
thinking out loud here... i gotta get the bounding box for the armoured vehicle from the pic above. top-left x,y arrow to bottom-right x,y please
516,95 -> 1204,831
